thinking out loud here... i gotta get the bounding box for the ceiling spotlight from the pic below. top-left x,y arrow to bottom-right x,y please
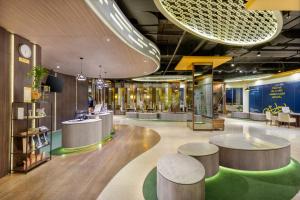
77,57 -> 87,81
106,38 -> 111,42
231,63 -> 235,67
239,70 -> 243,73
56,65 -> 60,69
286,12 -> 291,19
257,51 -> 261,57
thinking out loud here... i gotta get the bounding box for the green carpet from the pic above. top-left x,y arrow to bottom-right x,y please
143,160 -> 300,200
51,132 -> 114,156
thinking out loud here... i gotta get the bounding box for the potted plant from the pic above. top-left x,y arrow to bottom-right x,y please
27,65 -> 48,101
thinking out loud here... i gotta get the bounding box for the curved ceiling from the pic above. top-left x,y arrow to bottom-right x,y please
154,0 -> 283,46
0,0 -> 160,79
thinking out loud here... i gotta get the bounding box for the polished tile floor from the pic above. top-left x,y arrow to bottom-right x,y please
98,116 -> 300,200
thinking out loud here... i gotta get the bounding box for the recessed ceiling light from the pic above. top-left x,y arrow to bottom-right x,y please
239,70 -> 243,73
257,51 -> 261,57
106,38 -> 111,42
231,63 -> 235,67
144,60 -> 148,63
56,65 -> 60,69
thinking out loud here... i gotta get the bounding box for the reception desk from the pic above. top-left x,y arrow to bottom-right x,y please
87,112 -> 113,139
62,119 -> 102,148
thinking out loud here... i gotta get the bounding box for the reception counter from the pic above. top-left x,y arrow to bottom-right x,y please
87,111 -> 113,139
62,119 -> 102,148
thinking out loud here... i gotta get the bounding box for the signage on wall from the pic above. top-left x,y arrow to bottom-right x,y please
18,44 -> 32,64
269,84 -> 285,99
249,81 -> 300,113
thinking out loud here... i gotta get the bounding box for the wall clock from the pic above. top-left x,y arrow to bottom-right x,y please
19,44 -> 32,58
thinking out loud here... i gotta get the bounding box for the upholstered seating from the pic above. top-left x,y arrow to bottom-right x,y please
278,113 -> 296,128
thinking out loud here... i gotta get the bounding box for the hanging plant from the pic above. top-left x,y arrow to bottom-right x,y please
27,65 -> 48,90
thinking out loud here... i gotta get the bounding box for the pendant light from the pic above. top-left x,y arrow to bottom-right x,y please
77,57 -> 87,81
104,72 -> 109,88
96,65 -> 104,89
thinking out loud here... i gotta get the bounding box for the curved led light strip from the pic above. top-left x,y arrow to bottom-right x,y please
154,0 -> 283,46
85,0 -> 160,72
225,74 -> 272,83
132,75 -> 192,82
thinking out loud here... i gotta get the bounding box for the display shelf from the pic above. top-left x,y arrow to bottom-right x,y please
11,101 -> 52,173
12,143 -> 51,155
13,130 -> 50,138
13,157 -> 50,173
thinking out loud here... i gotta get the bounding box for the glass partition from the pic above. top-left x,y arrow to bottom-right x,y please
188,65 -> 213,130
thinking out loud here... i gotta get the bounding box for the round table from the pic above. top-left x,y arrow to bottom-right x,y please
178,143 -> 219,177
209,134 -> 290,170
157,154 -> 205,200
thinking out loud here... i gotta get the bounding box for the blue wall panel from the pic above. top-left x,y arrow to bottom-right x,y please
249,81 -> 300,113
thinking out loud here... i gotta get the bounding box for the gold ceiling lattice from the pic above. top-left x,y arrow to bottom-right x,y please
154,0 -> 283,46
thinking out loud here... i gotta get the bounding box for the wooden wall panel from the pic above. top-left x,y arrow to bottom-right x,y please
55,74 -> 89,130
56,74 -> 76,130
77,80 -> 88,111
0,27 -> 10,178
13,35 -> 33,102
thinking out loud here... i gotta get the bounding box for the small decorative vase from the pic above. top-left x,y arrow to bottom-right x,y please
31,89 -> 41,102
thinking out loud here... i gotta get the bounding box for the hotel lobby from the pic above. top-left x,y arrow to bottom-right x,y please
0,0 -> 300,200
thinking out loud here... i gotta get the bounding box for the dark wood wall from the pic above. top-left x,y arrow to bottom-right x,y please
0,27 -> 10,178
55,74 -> 88,130
0,27 -> 88,178
77,80 -> 88,111
13,35 -> 34,102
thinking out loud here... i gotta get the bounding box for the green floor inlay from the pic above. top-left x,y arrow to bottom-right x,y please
143,159 -> 300,200
51,131 -> 114,156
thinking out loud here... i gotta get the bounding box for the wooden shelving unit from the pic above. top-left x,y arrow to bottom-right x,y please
10,102 -> 52,173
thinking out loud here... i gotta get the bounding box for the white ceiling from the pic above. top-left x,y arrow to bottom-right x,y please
0,0 -> 159,79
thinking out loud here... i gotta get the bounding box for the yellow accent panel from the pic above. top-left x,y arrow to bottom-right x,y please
175,56 -> 232,70
245,0 -> 300,11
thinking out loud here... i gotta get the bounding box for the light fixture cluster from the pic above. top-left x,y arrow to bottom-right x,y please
96,65 -> 109,89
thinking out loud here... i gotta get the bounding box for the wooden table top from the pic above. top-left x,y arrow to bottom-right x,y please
157,154 -> 205,184
209,134 -> 290,151
178,143 -> 219,156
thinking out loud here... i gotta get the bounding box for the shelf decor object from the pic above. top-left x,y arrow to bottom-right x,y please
11,102 -> 52,173
27,65 -> 48,101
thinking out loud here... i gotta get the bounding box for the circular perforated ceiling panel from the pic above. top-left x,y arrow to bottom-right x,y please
154,0 -> 283,46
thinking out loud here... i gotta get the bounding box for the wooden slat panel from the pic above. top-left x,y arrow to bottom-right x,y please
56,73 -> 76,130
0,27 -> 10,178
0,0 -> 158,78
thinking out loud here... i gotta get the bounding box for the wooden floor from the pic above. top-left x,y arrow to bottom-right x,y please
0,125 -> 160,200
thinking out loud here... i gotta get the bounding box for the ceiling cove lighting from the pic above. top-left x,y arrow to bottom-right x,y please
84,0 -> 161,71
154,0 -> 283,46
132,75 -> 192,82
77,57 -> 87,81
224,74 -> 272,83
